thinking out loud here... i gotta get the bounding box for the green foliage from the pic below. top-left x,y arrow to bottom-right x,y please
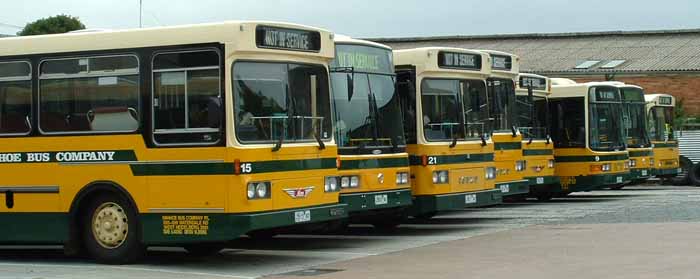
674,98 -> 687,128
17,15 -> 85,36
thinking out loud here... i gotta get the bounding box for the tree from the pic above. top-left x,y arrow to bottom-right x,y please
18,15 -> 85,36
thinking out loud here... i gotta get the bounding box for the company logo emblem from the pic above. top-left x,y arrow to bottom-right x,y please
283,186 -> 314,199
377,173 -> 385,184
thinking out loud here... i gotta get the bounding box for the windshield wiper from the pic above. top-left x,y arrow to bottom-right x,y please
272,86 -> 292,152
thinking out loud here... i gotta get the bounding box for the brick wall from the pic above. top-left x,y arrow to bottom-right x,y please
554,74 -> 700,116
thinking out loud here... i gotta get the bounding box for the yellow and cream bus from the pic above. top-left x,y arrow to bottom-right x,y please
515,73 -> 558,201
482,51 -> 529,199
618,83 -> 653,187
330,36 -> 411,229
0,21 -> 347,263
394,47 -> 501,219
645,94 -> 680,178
549,79 -> 630,193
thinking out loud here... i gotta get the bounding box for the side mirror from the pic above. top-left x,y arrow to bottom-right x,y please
207,96 -> 222,128
470,89 -> 481,113
346,73 -> 354,101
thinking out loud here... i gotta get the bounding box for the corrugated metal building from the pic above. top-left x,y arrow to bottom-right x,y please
371,29 -> 700,115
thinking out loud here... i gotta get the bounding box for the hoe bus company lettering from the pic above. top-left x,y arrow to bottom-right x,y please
0,151 -> 118,163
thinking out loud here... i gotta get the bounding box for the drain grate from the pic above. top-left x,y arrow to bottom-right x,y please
275,268 -> 344,277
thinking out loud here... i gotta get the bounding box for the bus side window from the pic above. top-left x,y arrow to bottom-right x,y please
39,56 -> 140,134
395,69 -> 416,144
152,50 -> 222,145
0,61 -> 32,136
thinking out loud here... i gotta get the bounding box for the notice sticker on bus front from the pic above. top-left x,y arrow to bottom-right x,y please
465,194 -> 477,204
536,177 -> 544,184
294,210 -> 311,223
616,177 -> 623,183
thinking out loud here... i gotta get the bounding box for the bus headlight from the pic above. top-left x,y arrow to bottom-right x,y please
485,167 -> 497,180
591,163 -> 612,172
432,170 -> 449,184
396,172 -> 409,185
629,159 -> 637,168
341,176 -> 350,188
650,158 -> 655,166
548,159 -> 555,168
247,182 -> 270,199
624,161 -> 630,170
603,163 -> 612,172
515,160 -> 527,172
350,176 -> 360,188
325,176 -> 340,192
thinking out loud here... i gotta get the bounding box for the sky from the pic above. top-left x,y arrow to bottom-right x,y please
1,0 -> 699,38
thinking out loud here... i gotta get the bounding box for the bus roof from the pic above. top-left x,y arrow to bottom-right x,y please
550,79 -> 624,99
0,21 -> 335,60
334,34 -> 391,50
645,93 -> 675,107
480,49 -> 519,79
393,47 -> 491,78
516,73 -> 550,97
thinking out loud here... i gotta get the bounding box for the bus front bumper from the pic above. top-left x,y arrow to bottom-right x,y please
340,188 -> 412,215
496,180 -> 530,197
561,173 -> 631,192
654,167 -> 681,177
409,189 -> 502,216
141,203 -> 347,244
630,168 -> 652,182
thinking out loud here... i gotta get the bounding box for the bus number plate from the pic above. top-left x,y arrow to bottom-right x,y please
641,170 -> 648,176
294,210 -> 311,223
465,194 -> 477,204
616,177 -> 623,183
499,184 -> 510,193
536,177 -> 544,184
374,194 -> 388,205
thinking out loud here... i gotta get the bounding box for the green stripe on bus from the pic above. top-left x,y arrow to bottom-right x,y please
130,158 -> 337,176
494,142 -> 522,150
131,162 -> 234,176
629,150 -> 653,157
555,154 -> 629,163
249,158 -> 337,173
408,153 -> 494,166
340,157 -> 409,170
523,149 -> 553,156
653,142 -> 678,148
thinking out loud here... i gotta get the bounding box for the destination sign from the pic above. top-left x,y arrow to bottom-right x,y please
491,55 -> 512,70
621,88 -> 645,102
659,96 -> 673,105
332,44 -> 393,73
591,87 -> 620,102
519,76 -> 547,90
437,51 -> 481,70
256,26 -> 321,52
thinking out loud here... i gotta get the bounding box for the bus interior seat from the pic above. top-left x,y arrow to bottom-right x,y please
89,107 -> 139,131
0,94 -> 29,133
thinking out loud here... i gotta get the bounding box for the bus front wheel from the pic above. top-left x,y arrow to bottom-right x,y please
82,193 -> 144,264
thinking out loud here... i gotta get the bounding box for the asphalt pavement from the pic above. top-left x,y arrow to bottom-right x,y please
1,185 -> 699,278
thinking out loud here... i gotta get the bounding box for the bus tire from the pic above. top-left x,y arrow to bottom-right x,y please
689,163 -> 700,186
82,193 -> 144,264
184,243 -> 226,256
535,192 -> 553,202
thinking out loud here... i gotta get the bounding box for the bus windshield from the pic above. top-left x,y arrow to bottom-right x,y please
517,95 -> 547,139
649,106 -> 674,141
589,87 -> 625,151
487,78 -> 516,132
621,88 -> 650,148
233,62 -> 332,144
421,79 -> 463,142
330,44 -> 405,154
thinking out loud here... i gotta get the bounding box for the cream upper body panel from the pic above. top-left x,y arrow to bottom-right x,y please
0,21 -> 335,60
